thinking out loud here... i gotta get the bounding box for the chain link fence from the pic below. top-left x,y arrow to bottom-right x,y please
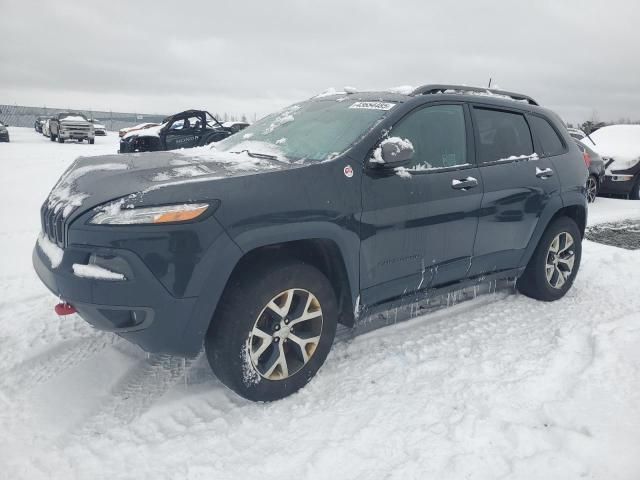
0,105 -> 167,132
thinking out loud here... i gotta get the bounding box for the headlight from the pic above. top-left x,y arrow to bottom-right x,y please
90,203 -> 210,225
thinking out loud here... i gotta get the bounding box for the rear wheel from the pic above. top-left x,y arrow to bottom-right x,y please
50,132 -> 55,141
205,261 -> 338,401
517,217 -> 582,301
89,138 -> 95,144
586,175 -> 598,203
57,134 -> 64,143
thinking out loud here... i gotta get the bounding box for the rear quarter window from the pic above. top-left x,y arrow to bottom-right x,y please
529,115 -> 566,157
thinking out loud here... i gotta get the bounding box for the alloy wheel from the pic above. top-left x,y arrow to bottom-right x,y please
248,288 -> 323,380
586,176 -> 598,203
545,232 -> 576,289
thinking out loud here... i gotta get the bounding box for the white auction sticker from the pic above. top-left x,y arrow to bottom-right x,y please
349,101 -> 396,111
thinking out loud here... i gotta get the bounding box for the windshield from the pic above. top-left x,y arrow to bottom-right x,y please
215,98 -> 397,162
206,112 -> 221,128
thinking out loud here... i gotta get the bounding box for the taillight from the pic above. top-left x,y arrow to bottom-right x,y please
583,151 -> 591,168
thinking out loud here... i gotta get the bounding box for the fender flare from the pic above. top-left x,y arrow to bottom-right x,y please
179,222 -> 360,355
518,196 -> 586,269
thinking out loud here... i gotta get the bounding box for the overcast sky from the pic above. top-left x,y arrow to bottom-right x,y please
1,0 -> 639,123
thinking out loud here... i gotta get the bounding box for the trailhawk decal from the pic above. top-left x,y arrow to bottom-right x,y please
349,101 -> 396,111
344,165 -> 354,178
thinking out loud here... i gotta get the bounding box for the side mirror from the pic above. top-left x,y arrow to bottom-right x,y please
371,137 -> 414,166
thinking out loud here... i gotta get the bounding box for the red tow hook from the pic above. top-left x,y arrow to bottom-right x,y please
55,302 -> 77,316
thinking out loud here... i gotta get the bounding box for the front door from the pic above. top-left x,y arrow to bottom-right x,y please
164,114 -> 205,150
468,105 -> 561,276
360,103 -> 483,307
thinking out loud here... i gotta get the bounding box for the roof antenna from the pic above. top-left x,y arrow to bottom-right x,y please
487,77 -> 492,88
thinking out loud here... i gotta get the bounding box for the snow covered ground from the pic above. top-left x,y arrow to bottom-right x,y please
0,127 -> 639,479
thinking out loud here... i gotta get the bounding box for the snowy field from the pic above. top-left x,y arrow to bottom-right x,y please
1,127 -> 639,480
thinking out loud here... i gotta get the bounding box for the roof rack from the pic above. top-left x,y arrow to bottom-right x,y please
411,84 -> 539,106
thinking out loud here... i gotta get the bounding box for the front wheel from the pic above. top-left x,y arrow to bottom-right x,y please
89,138 -> 95,144
57,134 -> 64,143
517,217 -> 582,301
206,261 -> 338,401
586,175 -> 598,203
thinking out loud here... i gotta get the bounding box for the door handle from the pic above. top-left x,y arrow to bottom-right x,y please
451,176 -> 479,190
535,167 -> 554,179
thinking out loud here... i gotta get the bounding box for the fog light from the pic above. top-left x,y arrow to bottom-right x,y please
610,174 -> 634,182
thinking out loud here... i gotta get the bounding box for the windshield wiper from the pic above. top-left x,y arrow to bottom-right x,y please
231,149 -> 279,161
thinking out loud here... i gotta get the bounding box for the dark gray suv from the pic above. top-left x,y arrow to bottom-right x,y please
33,84 -> 588,401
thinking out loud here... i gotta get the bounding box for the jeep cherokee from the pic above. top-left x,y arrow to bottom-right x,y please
33,84 -> 588,401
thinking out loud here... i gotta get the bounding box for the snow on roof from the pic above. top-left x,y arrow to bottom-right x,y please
61,115 -> 87,121
387,85 -> 415,95
581,125 -> 640,171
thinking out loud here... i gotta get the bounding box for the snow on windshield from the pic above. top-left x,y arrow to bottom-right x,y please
262,105 -> 300,135
216,99 -> 396,163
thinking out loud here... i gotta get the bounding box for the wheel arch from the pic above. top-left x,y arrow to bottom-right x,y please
519,200 -> 587,269
220,237 -> 357,329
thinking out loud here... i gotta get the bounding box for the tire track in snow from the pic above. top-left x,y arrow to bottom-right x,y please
74,353 -> 198,437
0,333 -> 118,398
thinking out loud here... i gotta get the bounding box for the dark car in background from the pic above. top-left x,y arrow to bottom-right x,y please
34,85 -> 587,402
582,125 -> 640,200
575,140 -> 605,202
222,121 -> 250,134
34,116 -> 52,133
0,120 -> 9,142
119,109 -> 233,153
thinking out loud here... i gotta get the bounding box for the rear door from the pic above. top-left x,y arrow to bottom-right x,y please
360,103 -> 483,305
468,106 -> 560,277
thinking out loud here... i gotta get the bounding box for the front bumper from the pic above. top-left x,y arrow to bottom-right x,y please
599,173 -> 638,196
33,239 -> 199,355
59,131 -> 94,140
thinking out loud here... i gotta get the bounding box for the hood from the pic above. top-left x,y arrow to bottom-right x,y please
45,146 -> 301,222
582,125 -> 640,173
124,122 -> 166,139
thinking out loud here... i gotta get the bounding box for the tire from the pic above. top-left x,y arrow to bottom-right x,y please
89,138 -> 95,144
206,260 -> 338,401
50,132 -> 55,141
586,175 -> 598,203
57,133 -> 64,143
517,217 -> 582,301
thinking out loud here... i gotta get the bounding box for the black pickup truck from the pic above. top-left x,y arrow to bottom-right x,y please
119,110 -> 235,153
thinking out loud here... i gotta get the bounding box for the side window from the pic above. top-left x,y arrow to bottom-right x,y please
169,119 -> 185,130
391,104 -> 467,170
528,115 -> 565,157
474,108 -> 533,163
186,115 -> 203,131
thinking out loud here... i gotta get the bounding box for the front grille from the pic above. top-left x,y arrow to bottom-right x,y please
41,202 -> 66,247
